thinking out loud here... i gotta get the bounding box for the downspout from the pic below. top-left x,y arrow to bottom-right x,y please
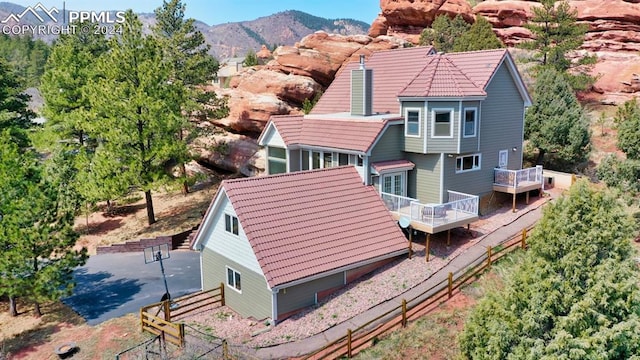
271,288 -> 279,325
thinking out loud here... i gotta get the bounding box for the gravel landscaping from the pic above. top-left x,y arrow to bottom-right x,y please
180,193 -> 553,348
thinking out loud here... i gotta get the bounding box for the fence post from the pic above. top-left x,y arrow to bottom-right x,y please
487,246 -> 492,267
140,307 -> 144,332
347,329 -> 352,358
448,272 -> 453,299
163,300 -> 170,322
401,299 -> 407,327
220,282 -> 225,306
179,323 -> 185,347
521,228 -> 527,249
222,339 -> 229,359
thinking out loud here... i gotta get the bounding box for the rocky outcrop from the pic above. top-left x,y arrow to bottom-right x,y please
192,130 -> 264,176
231,68 -> 323,106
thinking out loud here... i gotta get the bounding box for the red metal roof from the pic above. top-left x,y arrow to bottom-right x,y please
371,159 -> 416,174
312,47 -> 511,115
398,55 -> 486,98
268,115 -> 396,153
222,166 -> 408,288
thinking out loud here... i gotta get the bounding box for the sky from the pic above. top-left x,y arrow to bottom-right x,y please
6,0 -> 381,25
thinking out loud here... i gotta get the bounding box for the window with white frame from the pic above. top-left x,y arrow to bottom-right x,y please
432,109 -> 453,137
302,150 -> 361,170
267,147 -> 287,174
456,154 -> 481,173
405,109 -> 420,137
226,267 -> 241,292
463,108 -> 477,137
224,214 -> 239,235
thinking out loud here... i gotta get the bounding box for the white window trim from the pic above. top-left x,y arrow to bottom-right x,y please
224,213 -> 239,236
463,107 -> 478,138
381,171 -> 406,197
404,108 -> 421,138
431,108 -> 454,138
225,266 -> 242,293
455,153 -> 482,174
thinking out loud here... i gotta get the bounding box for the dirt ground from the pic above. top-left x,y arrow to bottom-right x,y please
1,179 -> 223,360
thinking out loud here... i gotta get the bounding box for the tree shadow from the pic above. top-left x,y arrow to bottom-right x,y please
63,269 -> 142,324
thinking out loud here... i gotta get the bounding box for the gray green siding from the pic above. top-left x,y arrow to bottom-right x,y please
350,69 -> 373,116
402,101 -> 424,153
425,101 -> 459,154
406,153 -> 442,203
444,64 -> 526,198
202,247 -> 272,320
277,272 -> 344,316
370,124 -> 404,162
459,101 -> 481,154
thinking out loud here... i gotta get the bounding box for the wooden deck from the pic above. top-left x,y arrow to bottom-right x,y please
493,180 -> 542,194
391,210 -> 479,234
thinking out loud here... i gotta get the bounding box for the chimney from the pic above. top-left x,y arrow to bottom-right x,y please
351,55 -> 373,116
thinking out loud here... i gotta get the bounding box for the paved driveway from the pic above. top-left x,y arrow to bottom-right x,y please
64,251 -> 201,325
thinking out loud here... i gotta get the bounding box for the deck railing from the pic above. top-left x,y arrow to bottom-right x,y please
380,190 -> 478,227
494,165 -> 543,189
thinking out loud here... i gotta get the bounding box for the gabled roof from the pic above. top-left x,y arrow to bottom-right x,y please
207,166 -> 408,288
311,47 -> 531,114
259,114 -> 400,154
398,54 -> 486,98
312,46 -> 437,115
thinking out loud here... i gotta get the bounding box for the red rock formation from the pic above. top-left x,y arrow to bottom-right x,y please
256,45 -> 272,59
232,68 -> 322,104
371,0 -> 474,39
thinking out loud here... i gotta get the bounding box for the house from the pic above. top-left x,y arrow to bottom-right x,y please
191,166 -> 409,323
212,57 -> 245,88
259,46 -> 542,231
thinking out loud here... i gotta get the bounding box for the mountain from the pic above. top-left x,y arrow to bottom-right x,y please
0,2 -> 369,59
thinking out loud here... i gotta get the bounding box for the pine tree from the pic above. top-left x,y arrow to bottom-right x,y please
88,11 -> 187,225
419,14 -> 470,52
524,67 -> 590,170
460,180 -> 640,359
153,0 -> 223,194
452,16 -> 503,52
243,49 -> 259,66
0,58 -> 34,148
521,0 -> 595,90
41,26 -> 108,147
0,132 -> 87,317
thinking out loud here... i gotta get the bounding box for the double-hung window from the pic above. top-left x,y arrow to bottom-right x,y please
224,214 -> 239,235
405,109 -> 420,137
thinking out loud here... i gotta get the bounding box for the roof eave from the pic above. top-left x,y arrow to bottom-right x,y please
397,95 -> 487,101
191,187 -> 227,250
270,248 -> 409,290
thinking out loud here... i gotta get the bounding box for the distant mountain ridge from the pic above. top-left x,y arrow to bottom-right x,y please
0,2 -> 370,58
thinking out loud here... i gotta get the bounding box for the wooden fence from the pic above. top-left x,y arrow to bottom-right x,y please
301,227 -> 533,359
140,283 -> 225,347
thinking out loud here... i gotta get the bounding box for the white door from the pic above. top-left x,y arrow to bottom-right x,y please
498,150 -> 508,169
382,172 -> 404,196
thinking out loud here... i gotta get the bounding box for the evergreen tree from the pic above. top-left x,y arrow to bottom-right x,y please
419,14 -> 470,53
243,48 -> 259,66
452,16 -> 503,52
0,34 -> 50,86
460,180 -> 640,359
41,25 -> 108,147
88,11 -> 187,225
524,67 -> 590,170
153,0 -> 222,194
614,98 -> 640,160
0,132 -> 87,317
0,58 -> 34,147
521,0 -> 595,90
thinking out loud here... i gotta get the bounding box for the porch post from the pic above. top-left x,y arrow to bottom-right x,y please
425,233 -> 431,262
512,193 -> 516,213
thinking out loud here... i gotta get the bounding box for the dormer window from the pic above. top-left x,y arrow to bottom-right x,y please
405,109 -> 421,137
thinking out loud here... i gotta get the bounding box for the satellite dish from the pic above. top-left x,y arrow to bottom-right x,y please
399,217 -> 411,229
